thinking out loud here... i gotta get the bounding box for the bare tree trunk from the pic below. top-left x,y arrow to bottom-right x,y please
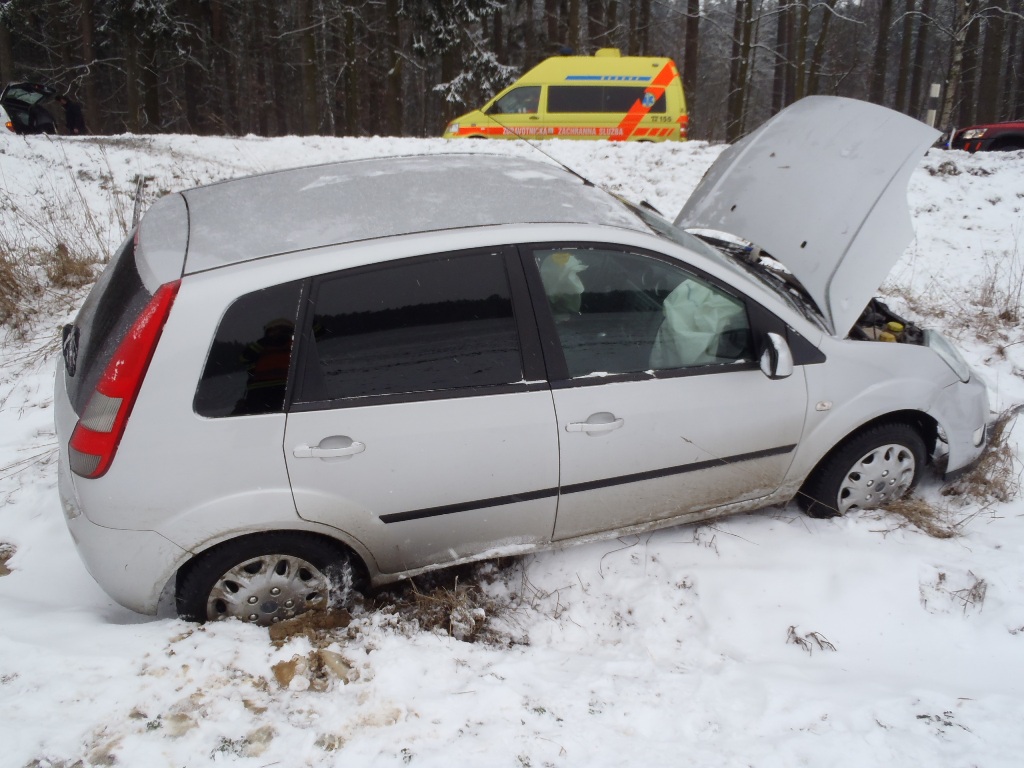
1015,14 -> 1024,119
567,0 -> 581,52
181,0 -> 205,133
938,0 -> 969,130
296,0 -> 320,135
807,0 -> 838,96
78,0 -> 101,132
684,0 -> 700,114
977,1 -> 1004,123
344,6 -> 359,135
1003,10 -> 1021,120
525,0 -> 538,63
0,15 -> 12,85
251,5 -> 269,136
894,0 -> 916,112
271,3 -> 291,135
141,34 -> 161,130
908,0 -> 932,117
589,0 -> 606,48
957,1 -> 981,125
792,0 -> 810,101
124,23 -> 142,132
493,6 -> 505,61
607,1 -> 619,49
727,0 -> 745,139
639,0 -> 651,55
546,0 -> 559,47
210,0 -> 240,134
628,0 -> 639,55
385,0 -> 403,135
727,0 -> 753,142
772,2 -> 790,112
869,0 -> 893,104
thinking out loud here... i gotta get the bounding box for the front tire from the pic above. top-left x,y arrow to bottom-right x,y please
176,532 -> 363,625
799,423 -> 925,519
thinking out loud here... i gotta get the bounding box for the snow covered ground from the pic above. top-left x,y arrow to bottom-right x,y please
1,132 -> 1022,767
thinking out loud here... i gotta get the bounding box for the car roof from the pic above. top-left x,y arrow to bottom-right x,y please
174,154 -> 646,275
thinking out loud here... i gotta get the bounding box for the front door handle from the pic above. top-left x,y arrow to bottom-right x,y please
293,436 -> 366,459
565,413 -> 624,434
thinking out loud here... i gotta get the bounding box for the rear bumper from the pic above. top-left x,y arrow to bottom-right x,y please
60,464 -> 186,615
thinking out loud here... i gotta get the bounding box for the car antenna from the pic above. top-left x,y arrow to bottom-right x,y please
477,104 -> 668,213
482,111 -> 597,187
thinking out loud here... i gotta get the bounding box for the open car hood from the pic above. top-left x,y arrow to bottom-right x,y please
675,96 -> 938,335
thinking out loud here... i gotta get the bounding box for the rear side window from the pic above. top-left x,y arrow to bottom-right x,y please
295,251 -> 522,403
66,233 -> 152,414
548,86 -> 667,114
194,282 -> 303,417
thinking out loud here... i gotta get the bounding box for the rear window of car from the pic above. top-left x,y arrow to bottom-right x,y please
65,233 -> 152,414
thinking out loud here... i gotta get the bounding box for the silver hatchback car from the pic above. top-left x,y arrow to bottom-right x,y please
55,97 -> 989,625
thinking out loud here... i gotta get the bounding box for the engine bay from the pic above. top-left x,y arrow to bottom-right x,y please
851,298 -> 925,345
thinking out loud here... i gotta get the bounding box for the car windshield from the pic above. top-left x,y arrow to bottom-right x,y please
626,202 -> 827,326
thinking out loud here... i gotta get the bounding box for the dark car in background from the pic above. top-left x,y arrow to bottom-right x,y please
949,120 -> 1024,152
1,82 -> 57,135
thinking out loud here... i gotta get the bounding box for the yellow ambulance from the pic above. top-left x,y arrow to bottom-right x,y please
443,49 -> 688,142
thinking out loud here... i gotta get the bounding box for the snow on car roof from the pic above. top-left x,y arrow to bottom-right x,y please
177,154 -> 644,274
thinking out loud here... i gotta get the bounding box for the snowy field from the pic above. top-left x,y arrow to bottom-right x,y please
1,132 -> 1023,767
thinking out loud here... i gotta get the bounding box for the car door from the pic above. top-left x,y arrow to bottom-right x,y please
524,244 -> 808,541
284,247 -> 559,576
484,85 -> 545,137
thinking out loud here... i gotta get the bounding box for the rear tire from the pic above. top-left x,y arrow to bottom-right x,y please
798,423 -> 925,519
176,532 -> 363,625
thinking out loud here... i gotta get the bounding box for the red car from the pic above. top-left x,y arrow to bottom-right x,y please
949,120 -> 1024,152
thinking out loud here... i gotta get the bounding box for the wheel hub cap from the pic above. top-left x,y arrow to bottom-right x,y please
206,554 -> 330,625
837,443 -> 916,515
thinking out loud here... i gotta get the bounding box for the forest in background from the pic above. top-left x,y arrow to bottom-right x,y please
0,0 -> 1021,142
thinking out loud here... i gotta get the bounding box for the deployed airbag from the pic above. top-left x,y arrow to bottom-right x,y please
650,279 -> 747,368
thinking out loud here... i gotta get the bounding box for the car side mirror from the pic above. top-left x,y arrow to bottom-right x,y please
759,332 -> 794,380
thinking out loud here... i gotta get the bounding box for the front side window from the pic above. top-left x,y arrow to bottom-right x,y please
533,247 -> 753,378
194,281 -> 302,417
487,86 -> 541,115
296,251 -> 522,403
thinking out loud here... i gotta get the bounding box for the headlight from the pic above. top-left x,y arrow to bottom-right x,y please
446,123 -> 459,135
925,329 -> 971,383
962,128 -> 987,139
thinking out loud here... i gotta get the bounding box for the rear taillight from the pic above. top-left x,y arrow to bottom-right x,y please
69,280 -> 181,478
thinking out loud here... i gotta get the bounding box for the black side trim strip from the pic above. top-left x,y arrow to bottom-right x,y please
380,487 -> 559,524
561,444 -> 797,495
380,443 -> 796,525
